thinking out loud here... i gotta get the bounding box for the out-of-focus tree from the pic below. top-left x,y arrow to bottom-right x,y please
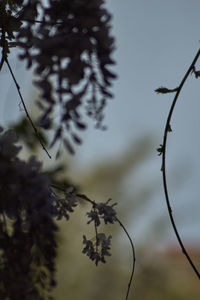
51,136 -> 200,299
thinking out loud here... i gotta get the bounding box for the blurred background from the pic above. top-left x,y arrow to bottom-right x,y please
1,0 -> 200,299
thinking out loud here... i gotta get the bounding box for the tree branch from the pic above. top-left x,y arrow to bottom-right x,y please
115,217 -> 136,300
160,48 -> 200,279
5,58 -> 52,159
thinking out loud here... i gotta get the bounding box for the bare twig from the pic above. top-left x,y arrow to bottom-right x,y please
5,58 -> 52,159
76,193 -> 94,205
160,48 -> 200,279
116,217 -> 136,300
1,5 -> 51,158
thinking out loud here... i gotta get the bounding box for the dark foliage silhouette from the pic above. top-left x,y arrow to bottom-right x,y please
0,1 -> 135,299
1,0 -> 199,299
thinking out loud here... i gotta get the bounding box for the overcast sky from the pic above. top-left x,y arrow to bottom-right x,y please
75,0 -> 200,246
1,0 -> 200,247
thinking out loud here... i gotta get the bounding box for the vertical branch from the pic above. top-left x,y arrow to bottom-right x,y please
116,217 -> 136,300
160,48 -> 200,279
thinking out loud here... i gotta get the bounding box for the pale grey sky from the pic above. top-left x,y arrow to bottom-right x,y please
75,0 -> 200,246
1,1 -> 200,246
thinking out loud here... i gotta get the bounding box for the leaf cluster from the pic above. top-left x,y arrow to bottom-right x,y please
82,233 -> 112,266
83,199 -> 117,265
0,129 -> 57,299
0,128 -> 120,298
0,2 -> 136,299
0,0 -> 117,154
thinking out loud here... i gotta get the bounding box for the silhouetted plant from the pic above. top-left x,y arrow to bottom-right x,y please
1,1 -> 199,299
0,1 -> 135,299
1,0 -> 117,156
156,49 -> 200,279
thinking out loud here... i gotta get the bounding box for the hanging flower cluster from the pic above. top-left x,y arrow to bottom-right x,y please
0,129 -> 57,299
5,0 -> 117,154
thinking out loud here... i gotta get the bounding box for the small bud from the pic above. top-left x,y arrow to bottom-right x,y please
155,87 -> 179,94
167,124 -> 172,132
157,144 -> 164,156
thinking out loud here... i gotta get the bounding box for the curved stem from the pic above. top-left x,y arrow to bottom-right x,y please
116,217 -> 136,300
5,58 -> 51,159
67,190 -> 136,300
161,48 -> 200,279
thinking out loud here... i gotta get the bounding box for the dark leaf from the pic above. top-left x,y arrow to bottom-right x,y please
63,138 -> 75,155
75,121 -> 87,130
71,133 -> 82,145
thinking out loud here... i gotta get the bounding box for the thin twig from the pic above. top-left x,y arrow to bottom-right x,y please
0,7 -> 50,157
5,58 -> 52,159
1,6 -> 51,158
161,48 -> 200,279
116,217 -> 136,300
76,193 -> 94,206
21,18 -> 63,25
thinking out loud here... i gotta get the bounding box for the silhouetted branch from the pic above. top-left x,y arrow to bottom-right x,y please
5,58 -> 52,159
1,5 -> 51,158
157,48 -> 200,279
116,217 -> 136,300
